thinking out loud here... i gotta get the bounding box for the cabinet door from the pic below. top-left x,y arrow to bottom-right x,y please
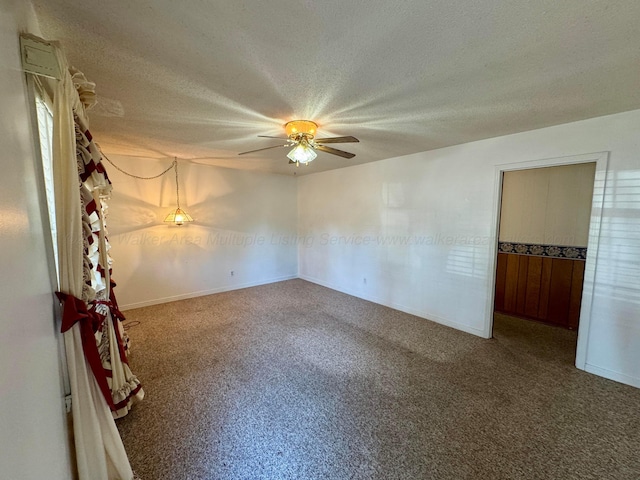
495,253 -> 585,330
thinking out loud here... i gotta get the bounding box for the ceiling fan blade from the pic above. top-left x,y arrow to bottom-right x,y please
258,135 -> 289,140
238,144 -> 289,155
315,136 -> 359,144
315,145 -> 355,159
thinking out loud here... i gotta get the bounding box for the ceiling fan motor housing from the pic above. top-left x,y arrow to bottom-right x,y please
285,120 -> 318,139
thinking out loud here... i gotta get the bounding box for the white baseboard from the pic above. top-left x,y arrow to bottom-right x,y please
298,274 -> 486,338
120,274 -> 298,311
119,272 -> 639,389
584,363 -> 640,389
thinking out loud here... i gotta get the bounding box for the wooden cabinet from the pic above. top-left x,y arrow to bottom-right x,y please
494,252 -> 585,329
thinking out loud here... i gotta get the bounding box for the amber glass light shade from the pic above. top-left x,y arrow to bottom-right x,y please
284,120 -> 318,138
164,207 -> 193,226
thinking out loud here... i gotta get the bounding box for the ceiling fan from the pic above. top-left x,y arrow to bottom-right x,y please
238,120 -> 359,166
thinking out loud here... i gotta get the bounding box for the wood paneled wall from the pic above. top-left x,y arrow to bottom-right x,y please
494,252 -> 585,329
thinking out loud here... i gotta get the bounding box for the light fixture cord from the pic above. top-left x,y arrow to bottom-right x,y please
174,159 -> 181,208
100,149 -> 177,180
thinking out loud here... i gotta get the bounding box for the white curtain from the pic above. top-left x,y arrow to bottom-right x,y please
51,43 -> 136,480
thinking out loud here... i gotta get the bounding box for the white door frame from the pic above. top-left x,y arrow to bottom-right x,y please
483,151 -> 609,371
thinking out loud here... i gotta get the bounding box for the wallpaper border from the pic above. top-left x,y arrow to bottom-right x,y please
498,242 -> 587,259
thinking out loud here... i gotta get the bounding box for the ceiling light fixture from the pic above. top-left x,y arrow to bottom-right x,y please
284,120 -> 317,138
286,140 -> 317,165
285,120 -> 318,165
164,160 -> 193,226
238,119 -> 359,165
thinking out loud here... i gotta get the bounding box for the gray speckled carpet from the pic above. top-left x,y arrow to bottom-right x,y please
117,279 -> 640,480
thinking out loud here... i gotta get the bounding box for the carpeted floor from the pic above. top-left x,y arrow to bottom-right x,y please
117,279 -> 640,480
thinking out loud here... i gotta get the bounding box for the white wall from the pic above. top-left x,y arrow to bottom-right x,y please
499,163 -> 596,246
107,156 -> 298,309
0,2 -> 73,478
298,109 -> 640,389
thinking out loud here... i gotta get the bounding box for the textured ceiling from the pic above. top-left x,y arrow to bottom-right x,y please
32,0 -> 640,176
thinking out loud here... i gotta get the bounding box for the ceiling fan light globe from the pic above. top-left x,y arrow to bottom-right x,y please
287,143 -> 317,164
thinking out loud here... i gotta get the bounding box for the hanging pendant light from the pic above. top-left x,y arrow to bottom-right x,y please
164,159 -> 193,225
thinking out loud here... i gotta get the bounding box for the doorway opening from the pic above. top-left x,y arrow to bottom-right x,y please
486,153 -> 608,370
